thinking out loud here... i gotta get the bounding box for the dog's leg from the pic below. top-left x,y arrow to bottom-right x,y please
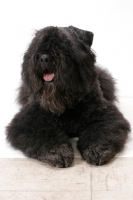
6,103 -> 74,168
77,103 -> 130,166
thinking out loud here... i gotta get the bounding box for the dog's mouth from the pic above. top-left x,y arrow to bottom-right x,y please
43,73 -> 55,82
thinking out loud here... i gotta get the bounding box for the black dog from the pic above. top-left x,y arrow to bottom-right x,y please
6,26 -> 130,167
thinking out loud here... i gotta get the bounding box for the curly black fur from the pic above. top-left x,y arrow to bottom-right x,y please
6,26 -> 130,167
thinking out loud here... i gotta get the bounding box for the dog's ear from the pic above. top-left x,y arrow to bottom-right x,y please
69,26 -> 94,47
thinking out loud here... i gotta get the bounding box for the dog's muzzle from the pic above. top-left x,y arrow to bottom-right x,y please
40,54 -> 55,82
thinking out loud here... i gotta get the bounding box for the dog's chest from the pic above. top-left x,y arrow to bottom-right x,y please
58,106 -> 88,137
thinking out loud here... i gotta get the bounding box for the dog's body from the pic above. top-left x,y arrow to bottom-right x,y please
6,26 -> 130,167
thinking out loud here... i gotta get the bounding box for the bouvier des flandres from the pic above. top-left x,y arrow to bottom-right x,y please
6,26 -> 130,167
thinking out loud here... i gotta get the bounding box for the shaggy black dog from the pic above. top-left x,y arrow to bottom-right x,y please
6,26 -> 130,167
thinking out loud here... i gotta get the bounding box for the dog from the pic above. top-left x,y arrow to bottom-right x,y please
6,26 -> 130,167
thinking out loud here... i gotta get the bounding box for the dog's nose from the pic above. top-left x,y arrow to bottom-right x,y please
40,54 -> 49,64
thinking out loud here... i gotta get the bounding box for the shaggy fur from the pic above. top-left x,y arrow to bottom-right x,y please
6,26 -> 130,167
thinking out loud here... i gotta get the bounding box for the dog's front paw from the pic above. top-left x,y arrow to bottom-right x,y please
38,143 -> 74,168
79,144 -> 116,166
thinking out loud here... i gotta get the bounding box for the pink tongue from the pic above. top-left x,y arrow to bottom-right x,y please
43,73 -> 55,81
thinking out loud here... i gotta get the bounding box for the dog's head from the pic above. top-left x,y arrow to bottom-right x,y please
22,26 -> 96,114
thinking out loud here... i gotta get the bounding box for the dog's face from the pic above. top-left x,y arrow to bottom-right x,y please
22,26 -> 96,114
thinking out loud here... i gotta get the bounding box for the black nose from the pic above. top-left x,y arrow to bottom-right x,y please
40,54 -> 49,64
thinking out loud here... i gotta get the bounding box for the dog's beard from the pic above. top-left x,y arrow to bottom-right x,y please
40,81 -> 86,115
40,82 -> 66,115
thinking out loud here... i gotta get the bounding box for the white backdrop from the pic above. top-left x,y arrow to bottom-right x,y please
0,0 -> 133,157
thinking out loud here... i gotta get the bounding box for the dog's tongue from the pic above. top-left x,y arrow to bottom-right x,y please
43,73 -> 55,82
